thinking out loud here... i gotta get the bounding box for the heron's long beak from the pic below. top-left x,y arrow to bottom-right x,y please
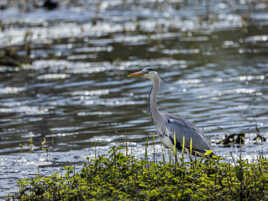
128,71 -> 143,77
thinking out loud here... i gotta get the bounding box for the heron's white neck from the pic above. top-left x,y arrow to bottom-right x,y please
149,75 -> 161,122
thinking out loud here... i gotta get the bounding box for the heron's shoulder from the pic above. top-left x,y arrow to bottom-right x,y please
161,113 -> 198,130
161,113 -> 187,123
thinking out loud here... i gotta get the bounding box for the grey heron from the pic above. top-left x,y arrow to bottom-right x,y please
128,68 -> 213,156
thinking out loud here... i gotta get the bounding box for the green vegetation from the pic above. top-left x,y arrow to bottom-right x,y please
9,147 -> 268,201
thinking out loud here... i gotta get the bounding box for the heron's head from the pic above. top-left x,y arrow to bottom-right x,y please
128,68 -> 158,80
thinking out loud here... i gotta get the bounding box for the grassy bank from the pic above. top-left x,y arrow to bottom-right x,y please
9,147 -> 268,201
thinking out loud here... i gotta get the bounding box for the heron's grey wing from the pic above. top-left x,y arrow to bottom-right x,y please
161,113 -> 211,153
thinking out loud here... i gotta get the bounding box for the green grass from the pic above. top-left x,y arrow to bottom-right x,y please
8,147 -> 268,201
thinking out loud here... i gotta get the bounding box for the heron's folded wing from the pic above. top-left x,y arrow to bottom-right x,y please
163,113 -> 211,153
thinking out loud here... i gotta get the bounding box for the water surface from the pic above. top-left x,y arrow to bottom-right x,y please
0,0 -> 268,198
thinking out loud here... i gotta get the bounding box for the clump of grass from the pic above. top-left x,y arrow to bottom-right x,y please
8,147 -> 268,201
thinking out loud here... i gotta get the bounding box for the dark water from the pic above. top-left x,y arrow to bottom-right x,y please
0,0 -> 268,198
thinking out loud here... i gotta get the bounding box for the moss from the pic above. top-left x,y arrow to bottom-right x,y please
7,147 -> 268,201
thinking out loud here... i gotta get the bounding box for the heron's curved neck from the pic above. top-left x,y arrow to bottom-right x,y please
149,75 -> 161,121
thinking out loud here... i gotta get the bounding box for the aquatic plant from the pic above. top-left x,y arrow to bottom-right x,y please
8,147 -> 268,201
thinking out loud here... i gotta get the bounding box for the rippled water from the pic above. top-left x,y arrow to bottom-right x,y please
1,0 -> 268,198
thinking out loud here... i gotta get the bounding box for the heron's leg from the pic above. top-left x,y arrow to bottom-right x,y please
185,149 -> 193,162
167,148 -> 179,165
167,149 -> 173,164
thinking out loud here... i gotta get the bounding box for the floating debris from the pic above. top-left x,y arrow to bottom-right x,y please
217,133 -> 245,146
217,132 -> 266,146
0,48 -> 32,67
253,134 -> 266,143
253,126 -> 266,143
43,0 -> 59,10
